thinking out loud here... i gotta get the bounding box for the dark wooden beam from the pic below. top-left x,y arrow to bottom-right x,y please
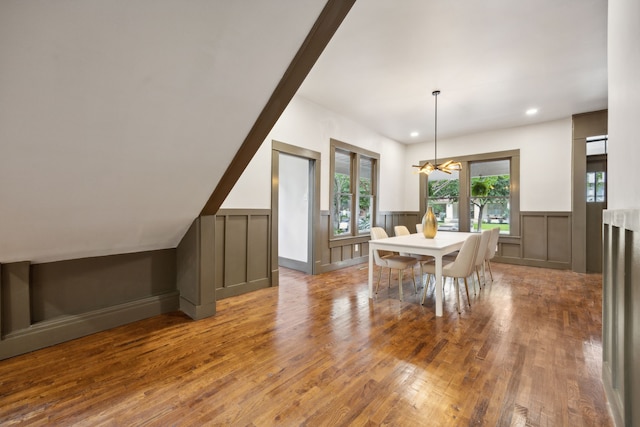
200,0 -> 356,216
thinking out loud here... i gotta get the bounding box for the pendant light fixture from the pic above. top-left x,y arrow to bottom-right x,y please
413,90 -> 462,175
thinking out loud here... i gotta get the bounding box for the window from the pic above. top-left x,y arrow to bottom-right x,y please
421,150 -> 519,235
586,171 -> 606,202
426,170 -> 460,231
586,135 -> 607,203
333,149 -> 352,236
469,159 -> 511,233
330,139 -> 379,238
586,135 -> 607,156
358,156 -> 374,233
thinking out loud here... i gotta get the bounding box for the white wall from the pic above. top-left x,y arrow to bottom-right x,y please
222,96 -> 408,212
404,119 -> 572,212
225,97 -> 573,215
608,0 -> 640,209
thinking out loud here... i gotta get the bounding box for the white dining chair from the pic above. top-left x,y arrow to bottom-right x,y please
370,227 -> 418,301
416,223 -> 423,234
394,225 -> 433,286
473,229 -> 492,292
484,227 -> 500,282
420,233 -> 480,313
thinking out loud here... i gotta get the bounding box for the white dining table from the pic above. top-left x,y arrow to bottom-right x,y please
367,230 -> 473,316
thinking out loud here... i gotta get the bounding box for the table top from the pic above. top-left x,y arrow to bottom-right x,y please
369,231 -> 474,252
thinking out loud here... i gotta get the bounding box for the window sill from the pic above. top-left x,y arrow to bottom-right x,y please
328,234 -> 371,248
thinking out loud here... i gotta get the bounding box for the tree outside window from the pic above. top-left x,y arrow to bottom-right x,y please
470,160 -> 510,232
333,150 -> 352,236
331,140 -> 378,238
422,151 -> 518,235
358,157 -> 373,234
427,170 -> 460,231
586,171 -> 606,202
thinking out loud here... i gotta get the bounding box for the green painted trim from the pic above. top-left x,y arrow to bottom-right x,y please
316,256 -> 368,274
278,257 -> 309,272
0,292 -> 178,360
493,256 -> 570,270
216,278 -> 270,300
180,296 -> 215,321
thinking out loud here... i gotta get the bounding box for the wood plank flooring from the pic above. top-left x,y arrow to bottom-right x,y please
0,263 -> 612,426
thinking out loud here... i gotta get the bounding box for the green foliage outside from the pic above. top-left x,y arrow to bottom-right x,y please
470,175 -> 510,231
479,223 -> 509,232
428,174 -> 510,231
333,173 -> 372,234
427,178 -> 459,219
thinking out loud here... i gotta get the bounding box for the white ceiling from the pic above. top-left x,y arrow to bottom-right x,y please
298,0 -> 608,144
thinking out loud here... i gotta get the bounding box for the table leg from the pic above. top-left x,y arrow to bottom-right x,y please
368,244 -> 374,299
435,255 -> 443,317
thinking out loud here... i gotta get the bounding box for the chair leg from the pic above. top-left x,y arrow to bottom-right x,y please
455,278 -> 461,314
411,267 -> 417,295
420,273 -> 432,305
471,270 -> 478,294
398,269 -> 404,301
482,262 -> 487,285
487,260 -> 494,281
375,266 -> 383,294
463,277 -> 471,307
421,282 -> 428,305
388,268 -> 392,288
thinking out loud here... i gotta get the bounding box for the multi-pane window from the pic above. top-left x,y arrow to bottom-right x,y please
333,149 -> 352,236
469,160 -> 510,233
426,170 -> 460,231
331,140 -> 378,238
586,135 -> 607,203
358,157 -> 374,234
423,150 -> 518,235
586,171 -> 606,202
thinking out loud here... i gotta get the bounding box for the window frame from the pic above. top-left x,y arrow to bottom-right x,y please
330,139 -> 380,242
420,149 -> 520,236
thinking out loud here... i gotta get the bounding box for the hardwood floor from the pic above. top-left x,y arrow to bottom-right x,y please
0,263 -> 611,426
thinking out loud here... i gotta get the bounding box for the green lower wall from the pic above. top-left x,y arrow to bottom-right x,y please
0,249 -> 179,360
0,208 -> 573,361
373,210 -> 572,270
602,209 -> 640,427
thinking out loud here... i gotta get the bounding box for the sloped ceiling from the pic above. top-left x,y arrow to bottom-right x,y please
0,0 -> 328,263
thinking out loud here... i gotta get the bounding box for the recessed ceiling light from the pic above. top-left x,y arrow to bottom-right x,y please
410,131 -> 419,137
526,108 -> 538,115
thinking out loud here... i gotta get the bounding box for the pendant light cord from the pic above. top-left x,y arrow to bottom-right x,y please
433,90 -> 440,166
